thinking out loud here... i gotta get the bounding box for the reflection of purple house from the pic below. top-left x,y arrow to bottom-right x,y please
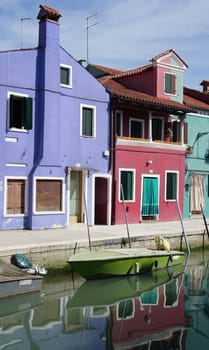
0,5 -> 111,230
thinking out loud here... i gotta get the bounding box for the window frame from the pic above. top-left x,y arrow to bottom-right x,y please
117,299 -> 135,320
119,168 -> 136,202
151,116 -> 164,141
165,171 -> 179,201
164,72 -> 176,95
34,177 -> 65,214
8,91 -> 32,131
129,118 -> 144,138
115,110 -> 123,136
80,104 -> 96,138
60,64 -> 72,88
4,176 -> 27,217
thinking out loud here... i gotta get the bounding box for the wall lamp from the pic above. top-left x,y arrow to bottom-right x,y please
146,160 -> 153,166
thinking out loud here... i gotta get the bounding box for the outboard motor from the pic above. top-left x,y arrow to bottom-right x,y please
11,253 -> 33,270
11,253 -> 47,276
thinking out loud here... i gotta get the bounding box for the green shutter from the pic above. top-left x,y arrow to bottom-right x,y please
166,173 -> 177,200
9,94 -> 14,128
165,73 -> 176,94
121,171 -> 133,200
165,73 -> 171,93
82,108 -> 93,136
118,300 -> 133,318
25,97 -> 32,130
61,67 -> 69,85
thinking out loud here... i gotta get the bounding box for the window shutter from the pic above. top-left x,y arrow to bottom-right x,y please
165,74 -> 170,93
166,173 -> 177,200
36,180 -> 62,211
171,75 -> 176,94
9,95 -> 14,128
82,108 -> 93,136
183,122 -> 188,144
121,171 -> 133,200
116,112 -> 121,136
7,179 -> 25,214
165,74 -> 176,94
172,121 -> 181,142
25,97 -> 32,130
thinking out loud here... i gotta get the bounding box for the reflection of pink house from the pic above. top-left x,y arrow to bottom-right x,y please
111,277 -> 185,348
88,50 -> 191,224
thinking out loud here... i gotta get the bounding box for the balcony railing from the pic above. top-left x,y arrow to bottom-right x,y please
116,136 -> 184,150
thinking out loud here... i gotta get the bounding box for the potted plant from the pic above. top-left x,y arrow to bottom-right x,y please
165,127 -> 173,142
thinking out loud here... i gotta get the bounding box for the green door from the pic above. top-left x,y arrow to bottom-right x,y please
141,177 -> 159,216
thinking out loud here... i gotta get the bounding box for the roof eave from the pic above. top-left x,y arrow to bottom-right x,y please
112,94 -> 191,115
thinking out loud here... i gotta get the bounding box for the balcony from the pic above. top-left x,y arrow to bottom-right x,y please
116,136 -> 185,151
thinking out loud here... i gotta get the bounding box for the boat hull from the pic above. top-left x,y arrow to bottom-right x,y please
68,248 -> 185,280
0,264 -> 42,298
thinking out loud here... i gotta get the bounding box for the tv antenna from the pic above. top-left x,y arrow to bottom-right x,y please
20,17 -> 31,48
85,12 -> 97,64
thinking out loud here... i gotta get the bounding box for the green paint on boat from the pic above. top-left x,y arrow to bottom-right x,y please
68,248 -> 185,280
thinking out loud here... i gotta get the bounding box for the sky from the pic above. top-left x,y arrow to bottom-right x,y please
1,0 -> 209,90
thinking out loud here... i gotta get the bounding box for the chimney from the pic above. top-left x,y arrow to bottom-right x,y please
37,4 -> 62,48
200,80 -> 209,94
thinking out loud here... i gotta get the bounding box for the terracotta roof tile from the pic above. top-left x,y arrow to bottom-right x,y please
37,4 -> 62,21
91,64 -> 123,76
112,64 -> 153,79
101,76 -> 191,113
184,87 -> 209,110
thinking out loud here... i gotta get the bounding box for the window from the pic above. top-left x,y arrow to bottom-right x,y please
130,119 -> 144,138
9,94 -> 32,130
118,300 -> 134,319
35,179 -> 63,212
166,172 -> 178,200
60,65 -> 72,87
152,117 -> 163,141
172,120 -> 181,142
115,110 -> 123,136
6,178 -> 26,215
119,169 -> 135,201
165,73 -> 176,95
80,104 -> 96,137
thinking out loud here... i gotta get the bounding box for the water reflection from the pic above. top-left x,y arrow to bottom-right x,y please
0,254 -> 209,349
68,267 -> 185,350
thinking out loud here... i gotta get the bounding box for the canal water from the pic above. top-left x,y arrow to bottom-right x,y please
1,249 -> 209,349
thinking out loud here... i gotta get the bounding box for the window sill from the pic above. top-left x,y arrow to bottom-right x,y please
34,211 -> 65,215
8,128 -> 29,133
60,84 -> 72,89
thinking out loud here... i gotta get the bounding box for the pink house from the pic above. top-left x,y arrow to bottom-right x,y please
111,275 -> 185,348
89,50 -> 191,224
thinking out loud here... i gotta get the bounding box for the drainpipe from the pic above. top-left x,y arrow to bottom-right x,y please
106,88 -> 116,225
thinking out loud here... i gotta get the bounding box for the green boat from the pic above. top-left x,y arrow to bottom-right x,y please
67,247 -> 186,280
68,264 -> 184,308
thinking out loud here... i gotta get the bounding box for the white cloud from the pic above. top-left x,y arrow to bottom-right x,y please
0,0 -> 208,88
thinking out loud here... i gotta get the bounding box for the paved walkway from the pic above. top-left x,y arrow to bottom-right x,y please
0,216 -> 206,257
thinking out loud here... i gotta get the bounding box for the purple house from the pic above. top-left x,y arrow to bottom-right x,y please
0,5 -> 111,230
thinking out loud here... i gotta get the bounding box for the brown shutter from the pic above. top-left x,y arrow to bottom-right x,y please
36,180 -> 62,211
171,75 -> 176,94
183,122 -> 188,144
7,179 -> 25,214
